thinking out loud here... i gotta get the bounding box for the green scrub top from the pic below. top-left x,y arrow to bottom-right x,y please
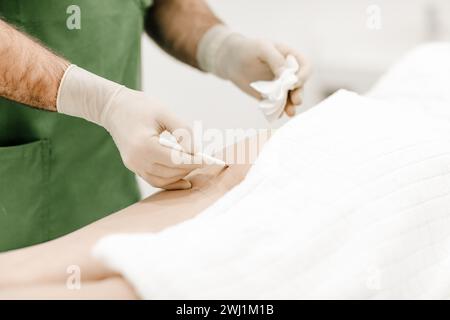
0,0 -> 153,252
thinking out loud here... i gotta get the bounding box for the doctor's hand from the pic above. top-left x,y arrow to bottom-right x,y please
56,65 -> 202,190
197,25 -> 312,117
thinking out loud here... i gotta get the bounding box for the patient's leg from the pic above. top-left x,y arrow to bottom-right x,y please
0,277 -> 137,300
0,133 -> 269,295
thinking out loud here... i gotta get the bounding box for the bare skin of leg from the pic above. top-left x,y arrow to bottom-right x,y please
2,277 -> 139,300
0,133 -> 269,299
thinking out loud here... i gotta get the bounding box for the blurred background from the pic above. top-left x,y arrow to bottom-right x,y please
139,0 -> 450,196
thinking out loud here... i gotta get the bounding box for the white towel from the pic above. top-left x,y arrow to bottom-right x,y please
93,44 -> 450,299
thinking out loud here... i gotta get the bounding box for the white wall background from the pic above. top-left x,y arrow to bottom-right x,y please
138,0 -> 450,197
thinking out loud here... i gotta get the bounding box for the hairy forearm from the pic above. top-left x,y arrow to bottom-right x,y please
0,19 -> 69,111
0,169 -> 238,290
145,0 -> 222,68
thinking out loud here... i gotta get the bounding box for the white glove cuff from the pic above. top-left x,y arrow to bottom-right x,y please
56,65 -> 124,127
196,25 -> 235,74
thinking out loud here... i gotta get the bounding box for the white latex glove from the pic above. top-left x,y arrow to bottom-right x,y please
56,65 -> 202,190
197,25 -> 311,118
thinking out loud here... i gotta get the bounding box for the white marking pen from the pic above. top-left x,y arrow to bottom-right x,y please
159,136 -> 227,173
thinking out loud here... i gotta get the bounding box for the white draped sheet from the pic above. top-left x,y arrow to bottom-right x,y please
93,43 -> 450,299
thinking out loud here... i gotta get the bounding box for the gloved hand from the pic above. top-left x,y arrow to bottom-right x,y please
57,65 -> 202,190
197,25 -> 311,117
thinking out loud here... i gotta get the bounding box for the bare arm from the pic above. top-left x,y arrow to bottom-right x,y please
0,19 -> 69,111
145,0 -> 222,68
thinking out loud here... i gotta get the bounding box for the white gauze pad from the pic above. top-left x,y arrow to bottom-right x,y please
250,55 -> 299,122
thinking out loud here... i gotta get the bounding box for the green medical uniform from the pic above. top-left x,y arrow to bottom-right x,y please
0,0 -> 153,252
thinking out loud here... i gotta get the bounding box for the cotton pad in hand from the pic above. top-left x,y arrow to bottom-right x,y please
250,55 -> 299,122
